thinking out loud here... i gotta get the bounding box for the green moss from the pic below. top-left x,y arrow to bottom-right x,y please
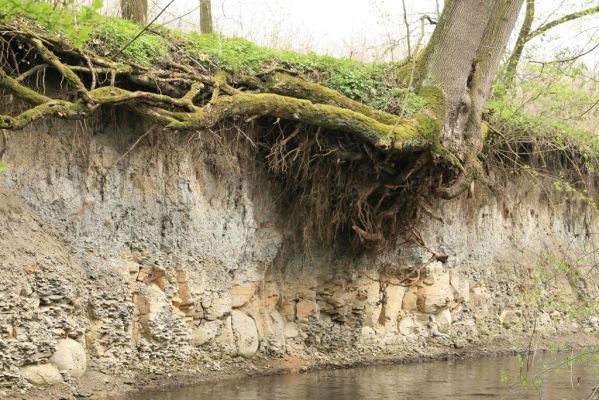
415,112 -> 440,143
417,85 -> 445,120
181,33 -> 413,111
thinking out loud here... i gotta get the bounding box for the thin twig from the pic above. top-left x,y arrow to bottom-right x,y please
115,0 -> 176,57
113,127 -> 154,166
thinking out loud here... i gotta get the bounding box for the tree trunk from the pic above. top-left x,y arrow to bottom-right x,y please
418,0 -> 524,197
121,0 -> 148,25
502,0 -> 534,87
200,0 -> 213,34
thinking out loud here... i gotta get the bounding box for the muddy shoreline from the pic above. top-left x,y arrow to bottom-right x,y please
7,333 -> 598,400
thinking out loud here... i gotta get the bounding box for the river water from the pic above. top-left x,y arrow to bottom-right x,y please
128,351 -> 599,399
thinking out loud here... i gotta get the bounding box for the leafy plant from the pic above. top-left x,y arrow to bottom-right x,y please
0,0 -> 103,46
89,16 -> 170,65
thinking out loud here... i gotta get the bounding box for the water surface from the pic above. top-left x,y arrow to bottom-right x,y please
127,351 -> 599,399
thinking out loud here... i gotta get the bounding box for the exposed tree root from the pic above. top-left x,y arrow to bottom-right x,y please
0,25 -> 438,152
0,22 -> 463,250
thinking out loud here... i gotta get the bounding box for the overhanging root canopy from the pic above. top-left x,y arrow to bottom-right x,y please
0,25 -> 438,153
0,22 -> 452,249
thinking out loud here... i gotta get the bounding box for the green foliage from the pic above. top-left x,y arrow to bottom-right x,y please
5,3 -> 426,112
485,97 -> 599,157
3,1 -> 594,144
489,61 -> 599,157
88,16 -> 170,66
0,0 -> 103,46
0,161 -> 5,172
485,61 -> 599,208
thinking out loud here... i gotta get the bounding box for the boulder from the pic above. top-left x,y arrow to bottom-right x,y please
361,326 -> 376,339
231,283 -> 255,308
231,310 -> 259,358
49,338 -> 87,378
436,309 -> 452,332
379,285 -> 406,330
417,263 -> 453,313
402,290 -> 418,311
192,320 -> 221,346
214,316 -> 237,356
259,309 -> 286,355
398,317 -> 417,336
20,364 -> 62,385
283,322 -> 300,338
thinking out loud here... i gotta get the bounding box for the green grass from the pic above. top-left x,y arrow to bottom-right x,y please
88,16 -> 171,66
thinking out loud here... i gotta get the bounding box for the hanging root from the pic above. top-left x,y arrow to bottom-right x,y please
259,120 -> 438,249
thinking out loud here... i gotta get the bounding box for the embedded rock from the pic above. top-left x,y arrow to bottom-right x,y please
49,338 -> 86,378
231,310 -> 259,358
398,317 -> 418,337
19,364 -> 62,385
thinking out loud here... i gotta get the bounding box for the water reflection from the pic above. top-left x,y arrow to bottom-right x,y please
126,351 -> 599,399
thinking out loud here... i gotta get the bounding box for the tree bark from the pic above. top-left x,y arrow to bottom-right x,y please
418,0 -> 524,197
420,0 -> 523,154
200,0 -> 213,34
121,0 -> 148,25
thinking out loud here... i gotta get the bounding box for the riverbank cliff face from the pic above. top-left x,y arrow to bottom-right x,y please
1,116 -> 598,397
